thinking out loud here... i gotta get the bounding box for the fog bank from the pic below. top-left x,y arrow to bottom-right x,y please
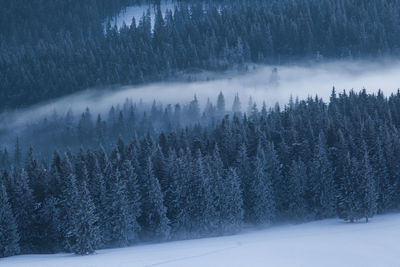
1,60 -> 400,134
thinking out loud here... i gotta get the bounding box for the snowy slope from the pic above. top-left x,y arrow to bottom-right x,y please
2,213 -> 400,267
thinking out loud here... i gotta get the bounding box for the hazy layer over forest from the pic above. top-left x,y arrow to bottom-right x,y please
1,60 -> 399,135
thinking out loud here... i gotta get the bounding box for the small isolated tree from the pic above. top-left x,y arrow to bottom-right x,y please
0,184 -> 20,257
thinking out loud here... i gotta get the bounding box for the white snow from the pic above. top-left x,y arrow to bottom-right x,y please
2,213 -> 400,267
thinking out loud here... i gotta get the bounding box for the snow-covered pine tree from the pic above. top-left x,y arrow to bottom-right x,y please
8,169 -> 35,253
138,158 -> 170,241
106,168 -> 139,246
287,160 -> 308,221
219,168 -> 243,234
60,160 -> 80,252
120,160 -> 141,240
71,181 -> 100,255
374,139 -> 391,213
360,149 -> 377,222
0,184 -> 20,257
248,146 -> 275,225
236,143 -> 252,222
309,132 -> 336,219
337,154 -> 363,222
264,141 -> 282,219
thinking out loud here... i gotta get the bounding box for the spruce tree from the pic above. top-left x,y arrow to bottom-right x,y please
287,160 -> 308,221
337,154 -> 363,222
236,143 -> 252,222
106,168 -> 139,246
217,91 -> 226,116
232,93 -> 242,115
219,168 -> 243,233
309,133 -> 336,219
360,150 -> 377,222
248,146 -> 275,225
9,169 -> 36,253
138,158 -> 170,241
0,184 -> 20,257
71,181 -> 100,255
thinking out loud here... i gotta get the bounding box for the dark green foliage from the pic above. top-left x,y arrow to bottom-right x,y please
0,184 -> 20,258
2,0 -> 400,109
138,158 -> 170,240
8,169 -> 36,253
249,146 -> 275,225
309,133 -> 336,219
70,181 -> 100,255
2,89 -> 400,257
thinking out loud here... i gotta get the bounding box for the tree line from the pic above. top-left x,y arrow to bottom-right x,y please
2,0 -> 400,109
2,89 -> 400,257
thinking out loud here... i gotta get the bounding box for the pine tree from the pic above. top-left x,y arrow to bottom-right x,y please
138,158 -> 170,240
219,168 -> 243,233
309,133 -> 336,219
187,150 -> 217,236
360,150 -> 377,222
9,169 -> 36,253
70,181 -> 100,255
232,93 -> 242,115
164,152 -> 188,234
264,142 -> 282,218
337,154 -> 363,222
13,137 -> 21,168
106,168 -> 139,246
248,146 -> 275,225
59,156 -> 80,252
120,160 -> 142,240
217,91 -> 226,116
287,160 -> 308,220
235,143 -> 252,222
0,184 -> 20,257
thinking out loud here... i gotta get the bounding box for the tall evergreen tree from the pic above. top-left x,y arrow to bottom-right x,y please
0,184 -> 20,257
8,169 -> 36,253
219,168 -> 243,233
309,133 -> 336,219
138,158 -> 170,240
70,181 -> 100,255
360,150 -> 377,222
248,146 -> 275,224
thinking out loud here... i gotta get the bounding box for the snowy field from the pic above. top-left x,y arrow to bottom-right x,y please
1,213 -> 400,267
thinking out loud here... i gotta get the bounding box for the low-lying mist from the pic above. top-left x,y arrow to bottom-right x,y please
1,59 -> 400,137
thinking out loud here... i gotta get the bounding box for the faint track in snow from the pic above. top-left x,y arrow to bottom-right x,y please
142,245 -> 240,267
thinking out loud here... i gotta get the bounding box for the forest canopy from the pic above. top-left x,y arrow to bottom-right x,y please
1,89 -> 399,255
1,0 -> 400,109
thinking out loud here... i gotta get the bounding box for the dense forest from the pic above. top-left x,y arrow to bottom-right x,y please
2,89 -> 400,256
2,0 -> 400,109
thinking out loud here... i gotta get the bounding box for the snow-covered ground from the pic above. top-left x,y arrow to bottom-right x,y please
2,213 -> 400,267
